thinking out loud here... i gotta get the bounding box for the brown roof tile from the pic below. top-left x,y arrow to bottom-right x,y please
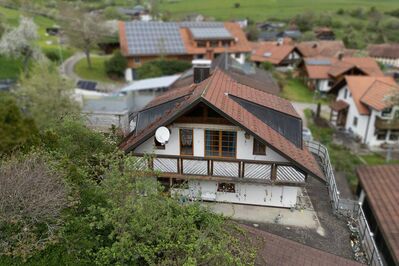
357,165 -> 399,265
344,76 -> 399,115
368,44 -> 399,58
244,225 -> 363,266
297,41 -> 346,57
250,41 -> 297,65
120,69 -> 324,180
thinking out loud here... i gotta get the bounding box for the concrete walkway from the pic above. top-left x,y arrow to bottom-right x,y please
203,202 -> 325,235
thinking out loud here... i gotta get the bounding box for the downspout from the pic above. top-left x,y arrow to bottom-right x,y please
364,112 -> 372,145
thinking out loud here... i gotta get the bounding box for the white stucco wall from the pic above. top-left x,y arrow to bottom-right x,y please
134,123 -> 288,162
316,79 -> 332,92
174,180 -> 299,208
374,57 -> 399,68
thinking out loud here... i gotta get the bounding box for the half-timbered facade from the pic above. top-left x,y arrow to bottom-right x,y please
120,65 -> 324,208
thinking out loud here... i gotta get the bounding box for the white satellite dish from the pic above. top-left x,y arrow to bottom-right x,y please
155,126 -> 170,145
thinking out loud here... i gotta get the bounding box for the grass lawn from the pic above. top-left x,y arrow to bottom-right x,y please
0,6 -> 75,79
160,0 -> 399,21
280,78 -> 315,103
74,55 -> 113,83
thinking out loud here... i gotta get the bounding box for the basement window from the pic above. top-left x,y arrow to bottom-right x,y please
217,183 -> 236,193
253,138 -> 266,155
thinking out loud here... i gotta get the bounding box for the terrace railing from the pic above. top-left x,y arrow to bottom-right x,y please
305,140 -> 383,266
132,153 -> 307,184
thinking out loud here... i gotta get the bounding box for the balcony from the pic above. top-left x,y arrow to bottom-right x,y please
132,154 -> 307,184
375,116 -> 399,130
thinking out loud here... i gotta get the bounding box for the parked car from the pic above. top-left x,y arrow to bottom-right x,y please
302,127 -> 313,141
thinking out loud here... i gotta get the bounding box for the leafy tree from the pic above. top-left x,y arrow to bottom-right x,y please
0,151 -> 69,259
104,51 -> 127,79
59,3 -> 110,69
246,24 -> 259,41
0,93 -> 38,154
261,61 -> 274,71
292,11 -> 315,32
300,31 -> 316,41
0,17 -> 42,74
87,156 -> 256,265
16,61 -> 78,129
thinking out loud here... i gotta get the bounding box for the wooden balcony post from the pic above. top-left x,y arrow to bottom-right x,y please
271,164 -> 277,180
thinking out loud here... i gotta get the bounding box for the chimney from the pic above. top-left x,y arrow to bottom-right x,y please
205,48 -> 214,60
192,59 -> 211,84
312,43 -> 318,48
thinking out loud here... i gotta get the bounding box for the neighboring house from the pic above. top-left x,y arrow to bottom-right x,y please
172,53 -> 281,95
117,5 -> 151,21
296,40 -> 349,58
119,63 -> 324,208
368,43 -> 399,68
302,56 -> 383,92
118,21 -> 252,81
258,31 -> 279,42
356,165 -> 399,266
278,30 -> 301,40
250,39 -> 302,67
314,27 -> 335,41
82,96 -> 130,135
184,13 -> 205,22
120,74 -> 181,112
257,22 -> 285,32
330,76 -> 399,147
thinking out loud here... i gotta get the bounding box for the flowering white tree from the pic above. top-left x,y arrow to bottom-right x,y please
0,16 -> 43,74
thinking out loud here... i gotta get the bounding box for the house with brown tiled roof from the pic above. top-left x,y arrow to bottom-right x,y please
368,43 -> 399,68
330,76 -> 399,147
314,27 -> 336,41
119,61 -> 324,208
356,164 -> 399,266
296,40 -> 349,58
302,56 -> 383,93
118,21 -> 251,81
249,39 -> 302,67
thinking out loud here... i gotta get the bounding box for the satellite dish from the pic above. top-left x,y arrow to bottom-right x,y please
155,126 -> 170,145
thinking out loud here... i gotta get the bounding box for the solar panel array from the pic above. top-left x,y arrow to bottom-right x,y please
189,27 -> 232,40
124,22 -> 186,55
77,80 -> 97,91
306,59 -> 332,66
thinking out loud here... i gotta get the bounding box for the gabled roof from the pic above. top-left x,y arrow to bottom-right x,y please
245,226 -> 362,266
250,41 -> 299,65
120,69 -> 324,180
368,43 -> 399,59
357,165 -> 399,265
336,76 -> 399,115
172,53 -> 280,95
297,41 -> 347,58
304,57 -> 383,80
119,21 -> 251,56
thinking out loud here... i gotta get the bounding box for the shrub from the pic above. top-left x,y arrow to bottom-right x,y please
137,59 -> 191,79
44,49 -> 61,63
104,51 -> 127,79
234,3 -> 240,8
336,8 -> 345,15
0,151 -> 69,259
260,61 -> 274,71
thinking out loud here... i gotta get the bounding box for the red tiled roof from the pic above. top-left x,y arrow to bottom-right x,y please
250,41 -> 297,65
120,69 -> 324,180
304,57 -> 383,80
368,44 -> 399,59
297,41 -> 346,57
357,165 -> 399,265
244,225 -> 363,266
344,76 -> 399,115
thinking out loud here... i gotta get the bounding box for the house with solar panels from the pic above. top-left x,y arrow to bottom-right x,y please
119,60 -> 324,208
118,21 -> 251,81
302,56 -> 383,93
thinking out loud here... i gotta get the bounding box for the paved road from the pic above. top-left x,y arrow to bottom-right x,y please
59,52 -> 127,93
